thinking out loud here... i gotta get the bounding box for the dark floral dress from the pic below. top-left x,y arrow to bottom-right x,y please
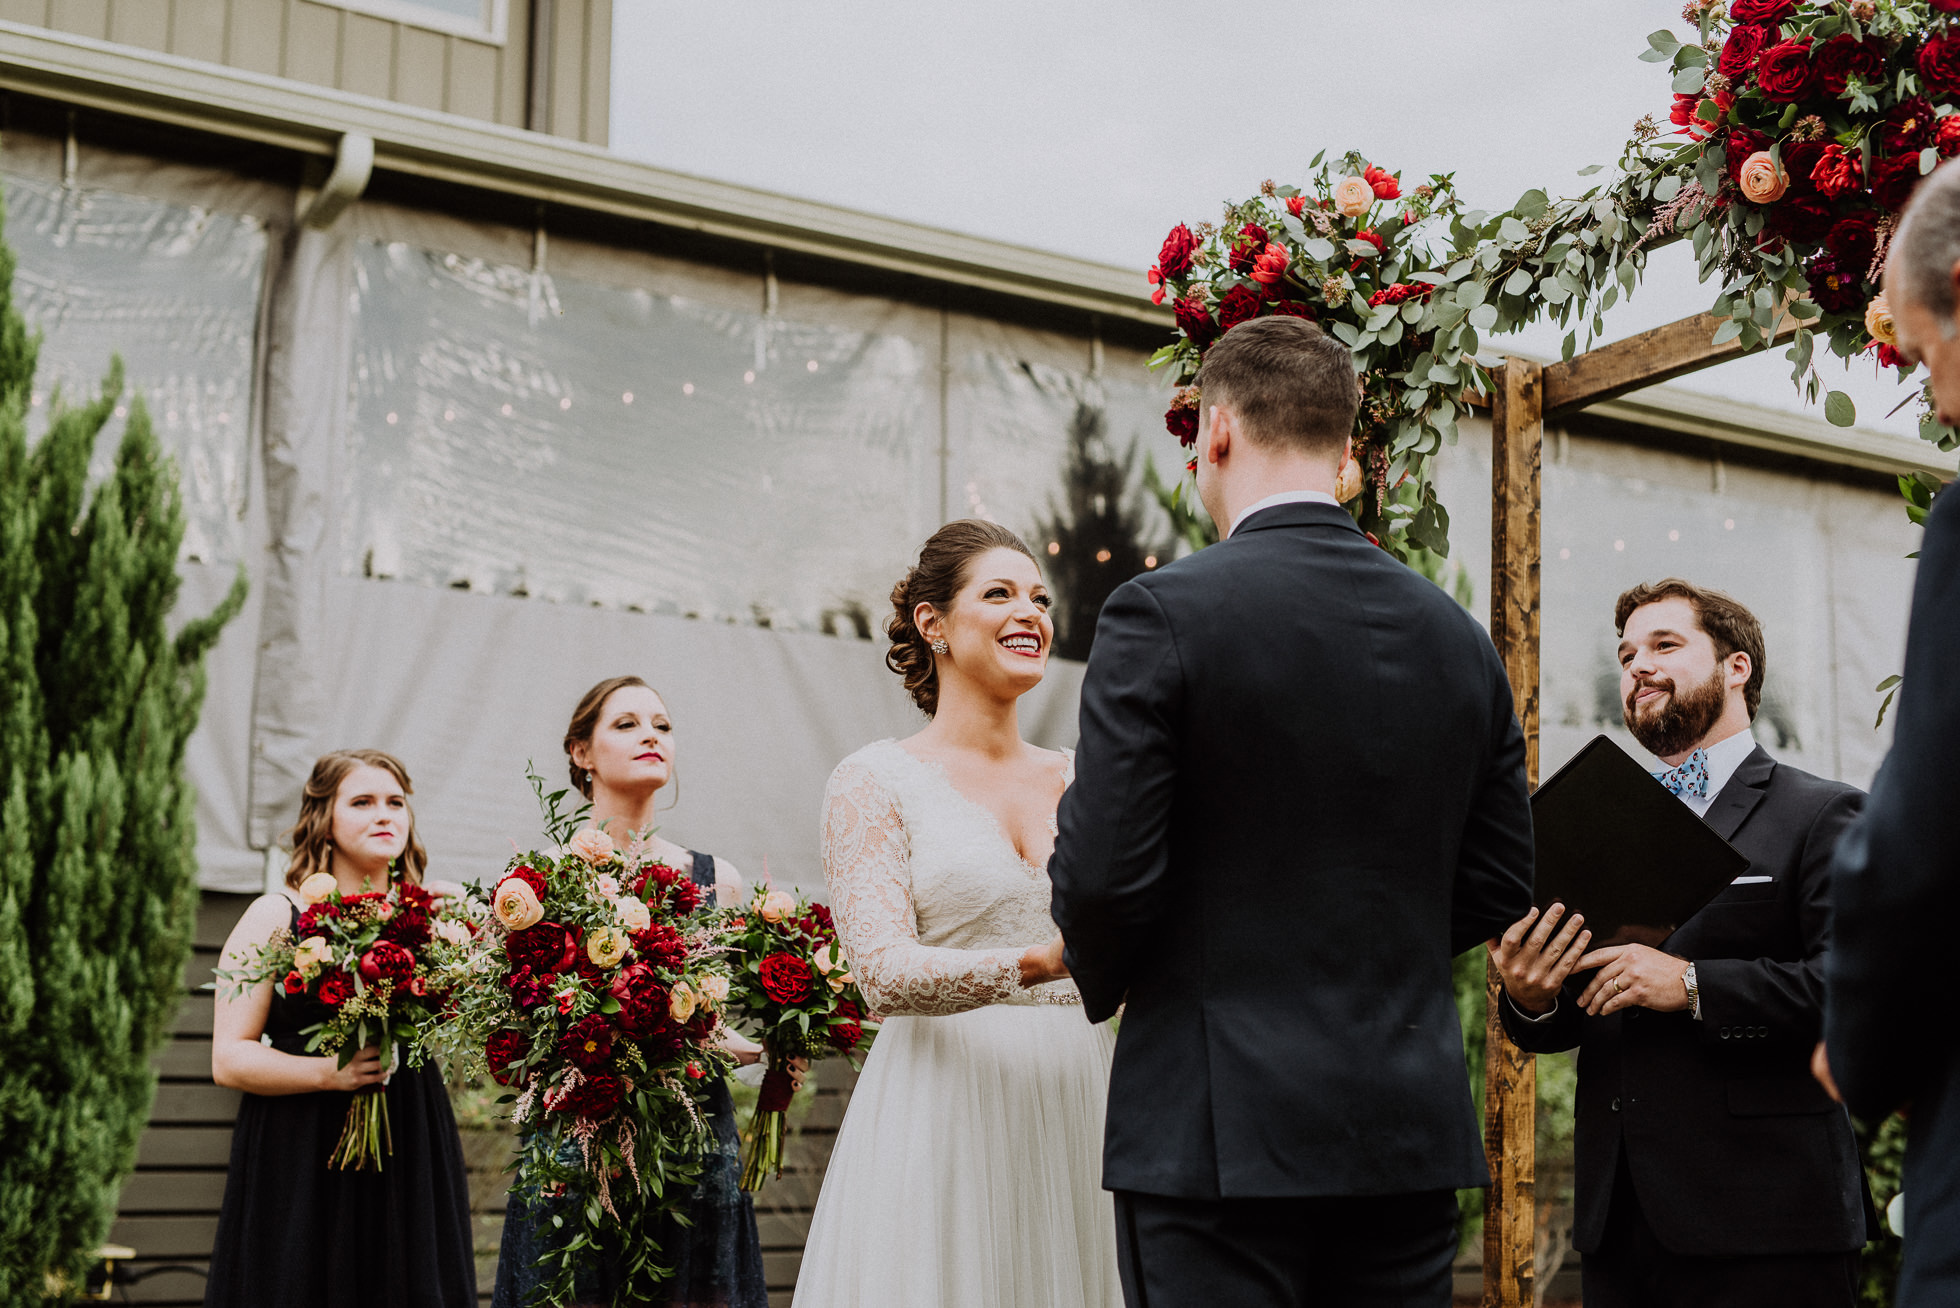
492,852 -> 767,1308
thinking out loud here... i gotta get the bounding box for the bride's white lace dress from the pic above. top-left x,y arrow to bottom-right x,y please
792,739 -> 1121,1308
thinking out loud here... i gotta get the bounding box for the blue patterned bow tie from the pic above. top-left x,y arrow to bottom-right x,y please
1654,749 -> 1710,800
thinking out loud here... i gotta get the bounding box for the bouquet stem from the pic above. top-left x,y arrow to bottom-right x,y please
329,1085 -> 393,1171
738,1059 -> 796,1192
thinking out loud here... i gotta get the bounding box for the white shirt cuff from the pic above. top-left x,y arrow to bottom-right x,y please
1507,992 -> 1558,1022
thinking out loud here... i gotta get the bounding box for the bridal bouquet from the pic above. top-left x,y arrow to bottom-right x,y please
721,885 -> 874,1190
425,776 -> 733,1306
219,869 -> 470,1169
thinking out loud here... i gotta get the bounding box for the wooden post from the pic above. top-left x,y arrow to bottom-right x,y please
1483,357 -> 1542,1308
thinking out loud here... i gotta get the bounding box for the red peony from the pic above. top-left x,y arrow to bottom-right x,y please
1228,223 -> 1269,273
380,902 -> 430,948
358,939 -> 415,985
758,952 -> 814,1005
550,1073 -> 626,1120
317,971 -> 353,1006
1250,242 -> 1291,287
1816,34 -> 1884,96
1215,284 -> 1263,333
608,961 -> 671,1037
1363,165 -> 1401,200
631,921 -> 688,972
1923,36 -> 1960,100
1764,193 -> 1834,245
1781,142 -> 1828,196
485,1029 -> 529,1085
1158,224 -> 1197,279
1803,252 -> 1865,313
799,902 -> 836,939
829,999 -> 865,1051
507,964 -> 551,1011
1811,144 -> 1863,199
1826,211 -> 1880,271
1725,129 -> 1769,184
1934,0 -> 1960,11
1164,403 -> 1198,446
1870,154 -> 1925,212
1756,38 -> 1816,102
1939,116 -> 1960,158
505,921 -> 578,976
1173,295 -> 1218,350
1267,300 -> 1315,320
1718,24 -> 1769,79
559,1014 -> 615,1069
1879,98 -> 1937,156
1728,0 -> 1793,21
296,904 -> 332,936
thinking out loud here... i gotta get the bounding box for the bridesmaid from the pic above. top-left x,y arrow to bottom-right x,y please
206,750 -> 476,1308
492,676 -> 775,1308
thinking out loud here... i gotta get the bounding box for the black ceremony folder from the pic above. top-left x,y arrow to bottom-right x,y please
1529,735 -> 1750,946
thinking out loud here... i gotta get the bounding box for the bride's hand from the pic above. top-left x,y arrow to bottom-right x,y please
1019,934 -> 1070,988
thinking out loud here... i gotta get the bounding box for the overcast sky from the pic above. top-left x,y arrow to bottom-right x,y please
611,0 -> 1930,439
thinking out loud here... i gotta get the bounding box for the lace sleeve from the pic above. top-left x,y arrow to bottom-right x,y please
822,760 -> 1024,1016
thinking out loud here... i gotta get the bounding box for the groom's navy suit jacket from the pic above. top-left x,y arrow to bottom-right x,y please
1048,501 -> 1534,1200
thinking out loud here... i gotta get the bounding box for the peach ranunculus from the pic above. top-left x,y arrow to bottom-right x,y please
297,871 -> 338,904
813,943 -> 844,976
614,896 -> 652,932
594,873 -> 621,898
1333,176 -> 1375,218
758,890 -> 797,924
1333,451 -> 1364,503
492,877 -> 544,931
1865,292 -> 1897,346
697,974 -> 730,1006
829,968 -> 854,994
586,926 -> 629,968
433,918 -> 472,947
669,980 -> 698,1023
1737,151 -> 1788,204
566,827 -> 616,866
292,936 -> 332,975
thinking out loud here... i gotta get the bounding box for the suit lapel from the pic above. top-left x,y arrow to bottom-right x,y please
1701,745 -> 1774,842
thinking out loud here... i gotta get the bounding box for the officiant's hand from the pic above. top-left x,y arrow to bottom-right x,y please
1019,935 -> 1070,988
1574,943 -> 1690,1016
1488,904 -> 1591,1015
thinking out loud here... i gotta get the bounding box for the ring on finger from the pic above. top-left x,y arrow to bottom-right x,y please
1612,978 -> 1625,995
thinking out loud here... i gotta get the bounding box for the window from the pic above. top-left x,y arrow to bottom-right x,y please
310,0 -> 508,43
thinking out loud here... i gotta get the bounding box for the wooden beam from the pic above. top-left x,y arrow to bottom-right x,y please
1541,308 -> 1802,418
1484,357 -> 1542,1308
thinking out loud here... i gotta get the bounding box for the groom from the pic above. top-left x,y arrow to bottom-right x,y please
1049,315 -> 1535,1306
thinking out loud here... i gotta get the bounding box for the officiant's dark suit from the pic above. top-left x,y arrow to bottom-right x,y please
1048,319 -> 1534,1308
1826,483 -> 1960,1306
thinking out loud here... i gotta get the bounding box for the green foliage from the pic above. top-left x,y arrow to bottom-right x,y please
0,193 -> 245,1302
1034,403 -> 1170,660
1856,1113 -> 1906,1306
1142,453 -> 1217,557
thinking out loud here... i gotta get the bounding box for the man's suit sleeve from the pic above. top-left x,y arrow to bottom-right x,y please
1697,787 -> 1860,1049
1048,578 -> 1184,1024
1450,642 -> 1536,958
1498,983 -> 1585,1055
1827,488 -> 1960,1121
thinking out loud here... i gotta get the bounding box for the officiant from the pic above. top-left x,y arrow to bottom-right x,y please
1490,580 -> 1875,1308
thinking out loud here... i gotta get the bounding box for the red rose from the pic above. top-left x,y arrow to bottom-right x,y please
550,1073 -> 625,1120
1363,165 -> 1401,200
1923,36 -> 1960,100
505,921 -> 578,976
559,1014 -> 615,1069
1826,211 -> 1880,271
630,922 -> 688,972
1938,116 -> 1960,158
1803,252 -> 1865,313
608,961 -> 671,1037
1725,129 -> 1769,184
1811,144 -> 1863,198
485,1029 -> 529,1085
358,940 -> 415,985
317,971 -> 353,1006
1158,224 -> 1197,279
1870,154 -> 1925,212
758,952 -> 814,1005
1215,284 -> 1263,333
1729,0 -> 1793,21
1719,24 -> 1769,79
1756,38 -> 1816,102
1764,194 -> 1834,244
1815,34 -> 1884,96
1781,141 -> 1827,195
1268,300 -> 1315,320
1174,294 -> 1218,350
1164,403 -> 1198,446
1228,223 -> 1269,274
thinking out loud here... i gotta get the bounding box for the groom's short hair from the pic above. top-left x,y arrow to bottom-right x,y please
1195,316 -> 1359,457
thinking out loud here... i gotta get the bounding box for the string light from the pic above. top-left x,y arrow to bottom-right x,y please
1668,529 -> 1680,541
1047,541 -> 1061,555
559,396 -> 572,410
501,403 -> 513,416
385,412 -> 398,425
622,392 -> 634,404
743,371 -> 756,384
1144,555 -> 1158,568
683,383 -> 694,395
1095,549 -> 1112,563
1613,539 -> 1625,552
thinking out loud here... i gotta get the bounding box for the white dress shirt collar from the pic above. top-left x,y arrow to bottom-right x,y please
1228,489 -> 1340,538
1675,727 -> 1758,818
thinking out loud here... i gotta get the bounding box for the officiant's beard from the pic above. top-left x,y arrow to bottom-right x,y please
1624,665 -> 1727,759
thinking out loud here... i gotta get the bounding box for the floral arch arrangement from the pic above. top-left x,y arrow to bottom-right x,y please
1151,0 -> 1960,559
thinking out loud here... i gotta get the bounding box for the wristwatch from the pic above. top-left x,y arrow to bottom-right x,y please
1682,962 -> 1701,1021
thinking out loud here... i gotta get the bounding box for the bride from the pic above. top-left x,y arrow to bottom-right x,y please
793,520 -> 1120,1308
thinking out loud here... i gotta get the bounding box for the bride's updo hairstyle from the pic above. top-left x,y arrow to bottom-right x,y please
886,519 -> 1038,717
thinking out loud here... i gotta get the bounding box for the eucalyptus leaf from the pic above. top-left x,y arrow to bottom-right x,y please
1468,302 -> 1499,330
1825,389 -> 1856,426
1711,317 -> 1744,345
1504,267 -> 1534,296
1499,216 -> 1532,244
1303,237 -> 1337,262
1672,65 -> 1706,94
1330,321 -> 1360,346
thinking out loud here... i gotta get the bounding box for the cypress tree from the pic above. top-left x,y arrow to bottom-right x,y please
0,192 -> 245,1300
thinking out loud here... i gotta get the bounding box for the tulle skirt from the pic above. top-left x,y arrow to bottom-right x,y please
792,1003 -> 1121,1308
